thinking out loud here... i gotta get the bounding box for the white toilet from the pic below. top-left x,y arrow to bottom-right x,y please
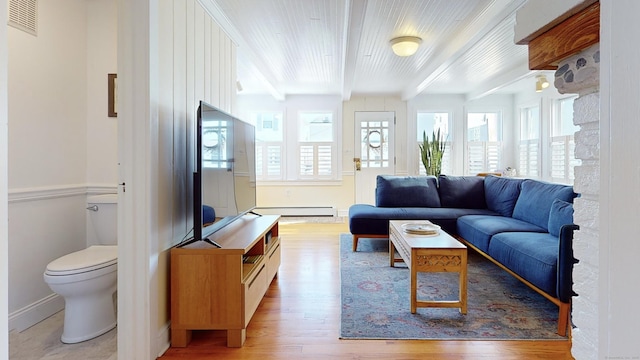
43,194 -> 118,344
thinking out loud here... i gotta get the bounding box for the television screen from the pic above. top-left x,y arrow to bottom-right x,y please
193,101 -> 257,245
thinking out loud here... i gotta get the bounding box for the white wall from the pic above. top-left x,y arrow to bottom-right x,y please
1,0 -> 9,356
7,0 -> 91,331
599,1 -> 640,357
152,0 -> 238,356
86,0 -> 118,189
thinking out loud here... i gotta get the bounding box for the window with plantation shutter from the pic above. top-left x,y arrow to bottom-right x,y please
551,97 -> 580,184
518,105 -> 541,178
466,112 -> 502,174
297,112 -> 335,179
249,112 -> 284,180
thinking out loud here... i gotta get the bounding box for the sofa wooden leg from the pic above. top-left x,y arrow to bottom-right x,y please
352,235 -> 359,251
557,302 -> 570,336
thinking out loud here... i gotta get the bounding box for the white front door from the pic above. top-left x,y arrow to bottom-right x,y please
354,111 -> 395,204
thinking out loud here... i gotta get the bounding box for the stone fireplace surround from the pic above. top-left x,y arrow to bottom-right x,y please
517,1 -> 640,359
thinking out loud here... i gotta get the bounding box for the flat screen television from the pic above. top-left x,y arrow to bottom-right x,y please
191,101 -> 257,247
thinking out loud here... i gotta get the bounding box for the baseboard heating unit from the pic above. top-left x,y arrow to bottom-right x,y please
254,207 -> 336,217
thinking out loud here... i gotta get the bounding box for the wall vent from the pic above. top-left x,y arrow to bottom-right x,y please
8,0 -> 38,36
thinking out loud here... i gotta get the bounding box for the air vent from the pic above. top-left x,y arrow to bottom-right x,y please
8,0 -> 38,36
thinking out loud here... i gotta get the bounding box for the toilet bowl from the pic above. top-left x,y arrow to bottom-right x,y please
43,194 -> 118,344
44,245 -> 117,343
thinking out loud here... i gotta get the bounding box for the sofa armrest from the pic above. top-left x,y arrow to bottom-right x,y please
557,224 -> 580,303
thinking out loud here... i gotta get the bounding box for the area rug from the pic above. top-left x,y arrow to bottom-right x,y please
340,234 -> 567,340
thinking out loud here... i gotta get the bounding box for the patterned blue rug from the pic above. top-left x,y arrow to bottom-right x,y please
340,235 -> 567,340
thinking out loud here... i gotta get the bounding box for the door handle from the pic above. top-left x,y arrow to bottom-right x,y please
353,157 -> 361,171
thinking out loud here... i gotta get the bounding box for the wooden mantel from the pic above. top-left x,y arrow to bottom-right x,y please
518,1 -> 600,70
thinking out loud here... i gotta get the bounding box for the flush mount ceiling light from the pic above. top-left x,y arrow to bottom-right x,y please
390,36 -> 422,57
535,75 -> 550,92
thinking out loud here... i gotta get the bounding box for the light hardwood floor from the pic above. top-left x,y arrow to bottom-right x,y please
160,221 -> 574,360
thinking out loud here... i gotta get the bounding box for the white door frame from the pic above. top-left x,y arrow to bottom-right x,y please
354,111 -> 395,204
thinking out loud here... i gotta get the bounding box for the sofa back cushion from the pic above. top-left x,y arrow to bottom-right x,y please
512,179 -> 576,230
548,199 -> 574,237
375,175 -> 441,207
437,175 -> 486,209
484,175 -> 524,217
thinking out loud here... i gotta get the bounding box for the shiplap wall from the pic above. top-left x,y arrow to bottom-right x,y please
155,0 -> 237,350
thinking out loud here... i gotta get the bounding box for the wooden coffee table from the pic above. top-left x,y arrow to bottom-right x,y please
389,220 -> 468,314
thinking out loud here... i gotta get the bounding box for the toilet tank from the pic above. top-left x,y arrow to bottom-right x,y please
87,194 -> 118,245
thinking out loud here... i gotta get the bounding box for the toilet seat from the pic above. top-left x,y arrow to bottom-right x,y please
45,245 -> 117,276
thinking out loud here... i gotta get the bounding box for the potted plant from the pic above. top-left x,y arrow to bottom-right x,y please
419,129 -> 447,177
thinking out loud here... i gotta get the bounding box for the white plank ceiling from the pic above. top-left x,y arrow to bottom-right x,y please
207,0 -> 543,100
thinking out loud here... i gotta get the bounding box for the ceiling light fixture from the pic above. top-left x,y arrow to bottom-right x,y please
535,75 -> 550,92
390,36 -> 422,57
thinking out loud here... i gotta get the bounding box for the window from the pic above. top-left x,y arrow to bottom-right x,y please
298,112 -> 335,179
416,112 -> 452,175
519,105 -> 541,178
551,96 -> 580,183
466,112 -> 502,175
202,120 -> 230,169
248,112 -> 284,180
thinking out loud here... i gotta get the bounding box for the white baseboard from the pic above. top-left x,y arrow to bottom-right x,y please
9,293 -> 64,332
156,321 -> 171,358
256,206 -> 336,217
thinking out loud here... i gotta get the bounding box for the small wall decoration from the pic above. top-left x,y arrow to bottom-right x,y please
108,73 -> 117,117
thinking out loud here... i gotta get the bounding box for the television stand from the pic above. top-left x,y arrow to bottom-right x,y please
201,238 -> 222,248
170,215 -> 280,348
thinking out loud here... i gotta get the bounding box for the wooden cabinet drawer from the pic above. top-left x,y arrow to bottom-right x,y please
266,239 -> 281,281
243,262 -> 267,325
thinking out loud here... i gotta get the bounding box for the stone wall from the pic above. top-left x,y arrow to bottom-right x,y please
554,44 -> 600,360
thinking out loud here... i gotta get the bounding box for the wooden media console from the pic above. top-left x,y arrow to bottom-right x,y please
170,214 -> 280,348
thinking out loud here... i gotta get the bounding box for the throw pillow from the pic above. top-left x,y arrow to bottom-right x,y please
375,175 -> 441,207
483,175 -> 524,217
548,199 -> 574,237
512,179 -> 576,230
437,175 -> 486,209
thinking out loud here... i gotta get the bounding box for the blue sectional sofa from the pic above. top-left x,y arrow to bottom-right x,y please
348,174 -> 579,336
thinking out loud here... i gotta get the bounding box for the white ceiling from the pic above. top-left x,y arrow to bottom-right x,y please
209,0 -> 547,101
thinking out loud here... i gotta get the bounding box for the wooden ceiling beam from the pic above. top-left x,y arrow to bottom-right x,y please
518,1 -> 600,70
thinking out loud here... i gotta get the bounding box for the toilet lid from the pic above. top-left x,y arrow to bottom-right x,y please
46,245 -> 117,275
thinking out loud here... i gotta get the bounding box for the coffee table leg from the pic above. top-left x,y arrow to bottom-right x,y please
410,267 -> 417,313
389,239 -> 395,267
460,251 -> 468,314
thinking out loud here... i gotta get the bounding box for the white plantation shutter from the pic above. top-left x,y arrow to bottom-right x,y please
467,142 -> 485,175
298,143 -> 334,178
266,145 -> 282,177
551,135 -> 580,183
256,143 -> 283,179
486,142 -> 501,173
519,139 -> 539,177
467,141 -> 502,174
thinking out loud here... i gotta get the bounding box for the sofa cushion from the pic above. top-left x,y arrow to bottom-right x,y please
483,175 -> 524,217
375,175 -> 441,208
548,199 -> 574,237
512,179 -> 576,230
349,204 -> 496,236
438,175 -> 486,209
457,215 -> 547,253
488,232 -> 559,297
